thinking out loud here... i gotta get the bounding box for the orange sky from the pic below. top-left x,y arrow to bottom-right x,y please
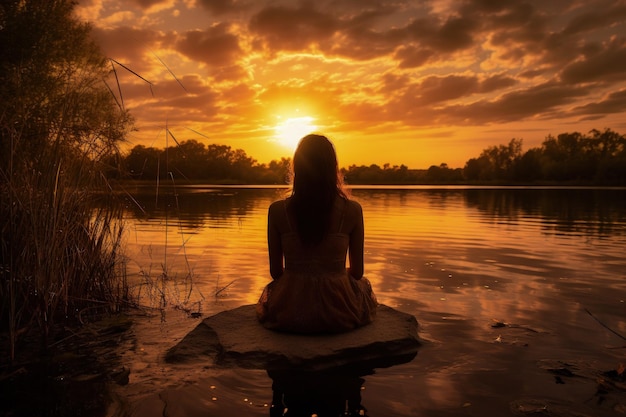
76,0 -> 626,168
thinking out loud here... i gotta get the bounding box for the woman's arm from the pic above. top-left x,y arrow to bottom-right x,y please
268,201 -> 284,280
348,201 -> 364,279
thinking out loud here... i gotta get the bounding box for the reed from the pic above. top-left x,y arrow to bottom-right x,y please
0,137 -> 129,361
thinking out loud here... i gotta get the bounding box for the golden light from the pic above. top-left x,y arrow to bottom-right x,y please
275,116 -> 318,150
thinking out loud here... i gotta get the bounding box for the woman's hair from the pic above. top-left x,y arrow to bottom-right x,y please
289,134 -> 347,245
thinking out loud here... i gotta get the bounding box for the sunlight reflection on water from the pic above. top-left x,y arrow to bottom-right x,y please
117,186 -> 626,416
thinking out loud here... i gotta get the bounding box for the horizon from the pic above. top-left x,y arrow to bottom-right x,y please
77,0 -> 626,168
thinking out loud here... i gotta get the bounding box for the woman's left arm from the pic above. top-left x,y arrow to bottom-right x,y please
348,201 -> 364,279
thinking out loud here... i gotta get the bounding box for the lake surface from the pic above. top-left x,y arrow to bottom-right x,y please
116,186 -> 626,416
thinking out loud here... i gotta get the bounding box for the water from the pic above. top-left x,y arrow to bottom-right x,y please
116,186 -> 626,416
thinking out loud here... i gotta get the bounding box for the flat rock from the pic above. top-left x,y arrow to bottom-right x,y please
166,304 -> 420,371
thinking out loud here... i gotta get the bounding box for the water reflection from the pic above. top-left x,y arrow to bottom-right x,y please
268,370 -> 367,417
266,352 -> 417,417
463,187 -> 626,236
121,185 -> 284,230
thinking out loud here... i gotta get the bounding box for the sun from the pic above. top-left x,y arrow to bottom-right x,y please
275,116 -> 318,150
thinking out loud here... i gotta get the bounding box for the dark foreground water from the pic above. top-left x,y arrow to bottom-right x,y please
115,186 -> 626,416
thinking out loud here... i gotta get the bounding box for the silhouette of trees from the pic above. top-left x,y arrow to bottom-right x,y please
122,141 -> 291,184
119,128 -> 625,185
464,139 -> 523,181
463,129 -> 626,184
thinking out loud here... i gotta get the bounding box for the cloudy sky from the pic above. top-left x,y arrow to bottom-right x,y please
76,0 -> 626,168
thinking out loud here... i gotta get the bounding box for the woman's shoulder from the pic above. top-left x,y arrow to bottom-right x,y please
269,198 -> 289,211
268,198 -> 290,222
341,197 -> 363,221
343,197 -> 362,213
269,199 -> 283,208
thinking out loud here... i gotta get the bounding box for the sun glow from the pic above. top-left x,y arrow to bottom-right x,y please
275,116 -> 318,150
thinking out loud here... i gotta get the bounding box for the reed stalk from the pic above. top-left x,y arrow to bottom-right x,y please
0,132 -> 129,361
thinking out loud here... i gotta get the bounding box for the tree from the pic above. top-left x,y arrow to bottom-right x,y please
464,139 -> 523,181
0,0 -> 133,359
0,0 -> 131,169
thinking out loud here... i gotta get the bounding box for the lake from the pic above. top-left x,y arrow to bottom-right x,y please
116,185 -> 626,416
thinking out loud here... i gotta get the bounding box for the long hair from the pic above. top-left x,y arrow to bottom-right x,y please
290,134 -> 347,246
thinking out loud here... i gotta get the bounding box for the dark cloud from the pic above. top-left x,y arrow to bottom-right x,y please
562,4 -> 626,35
404,15 -> 478,54
560,38 -> 626,84
572,89 -> 626,116
128,76 -> 221,124
128,0 -> 167,9
91,26 -> 165,64
176,23 -> 243,67
394,45 -> 434,69
392,74 -> 518,109
440,82 -> 591,124
195,0 -> 250,15
249,4 -> 338,52
479,74 -> 518,93
417,75 -> 480,104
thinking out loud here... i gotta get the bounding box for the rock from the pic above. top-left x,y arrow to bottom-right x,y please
166,304 -> 420,371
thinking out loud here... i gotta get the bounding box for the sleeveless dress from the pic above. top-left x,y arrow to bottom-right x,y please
256,199 -> 378,333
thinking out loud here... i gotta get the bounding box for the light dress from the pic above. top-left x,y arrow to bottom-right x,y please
257,198 -> 378,333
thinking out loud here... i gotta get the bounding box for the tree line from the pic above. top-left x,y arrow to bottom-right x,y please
117,128 -> 625,185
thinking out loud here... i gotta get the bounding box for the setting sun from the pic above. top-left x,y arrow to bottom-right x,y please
275,116 -> 318,150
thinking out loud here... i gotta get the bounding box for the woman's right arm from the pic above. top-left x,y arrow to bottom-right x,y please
268,201 -> 284,280
347,201 -> 364,280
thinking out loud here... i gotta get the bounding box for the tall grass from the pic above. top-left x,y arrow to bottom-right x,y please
0,136 -> 129,362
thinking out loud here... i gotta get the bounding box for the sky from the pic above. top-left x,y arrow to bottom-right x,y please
75,0 -> 626,169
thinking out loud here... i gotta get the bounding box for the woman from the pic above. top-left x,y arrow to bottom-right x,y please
257,134 -> 377,333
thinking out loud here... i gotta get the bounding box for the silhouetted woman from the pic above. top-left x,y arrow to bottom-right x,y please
257,134 -> 377,333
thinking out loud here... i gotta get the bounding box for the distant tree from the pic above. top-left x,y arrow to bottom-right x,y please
514,148 -> 542,182
125,145 -> 163,179
266,157 -> 292,184
165,139 -> 208,179
463,129 -> 625,184
463,139 -> 523,181
426,163 -> 463,183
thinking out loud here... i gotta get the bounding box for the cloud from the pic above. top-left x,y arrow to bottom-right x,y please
572,89 -> 626,116
249,4 -> 339,52
123,75 -> 221,126
91,26 -> 165,63
562,3 -> 626,35
416,75 -> 481,104
387,73 -> 518,113
195,0 -> 250,15
560,38 -> 626,84
439,81 -> 591,124
176,24 -> 244,68
479,74 -> 518,93
128,0 -> 176,13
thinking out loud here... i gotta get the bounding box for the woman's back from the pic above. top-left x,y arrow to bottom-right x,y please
256,133 -> 376,333
281,196 -> 350,274
257,196 -> 376,333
